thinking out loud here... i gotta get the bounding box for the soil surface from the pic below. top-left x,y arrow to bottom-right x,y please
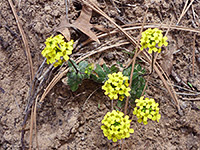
0,0 -> 200,150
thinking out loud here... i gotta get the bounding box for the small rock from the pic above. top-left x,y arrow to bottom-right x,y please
3,131 -> 12,141
79,126 -> 84,133
81,136 -> 85,141
104,52 -> 115,60
180,101 -> 187,110
34,22 -> 42,33
53,10 -> 60,17
45,5 -> 51,11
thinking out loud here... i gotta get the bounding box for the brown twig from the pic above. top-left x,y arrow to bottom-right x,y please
141,76 -> 150,96
124,9 -> 148,115
8,0 -> 34,81
192,34 -> 196,75
182,98 -> 200,101
83,88 -> 99,109
33,96 -> 39,150
29,106 -> 34,150
177,0 -> 195,25
177,0 -> 189,25
176,92 -> 200,96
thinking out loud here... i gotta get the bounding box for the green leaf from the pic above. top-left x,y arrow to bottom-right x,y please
132,72 -> 139,80
110,65 -> 118,73
116,61 -> 123,67
91,74 -> 98,81
95,64 -> 106,78
70,83 -> 79,92
98,103 -> 100,109
68,60 -> 78,68
77,73 -> 84,79
188,82 -> 193,88
136,64 -> 142,71
67,75 -> 82,92
122,64 -> 146,100
103,64 -> 110,74
117,100 -> 124,108
123,67 -> 131,76
78,61 -> 88,72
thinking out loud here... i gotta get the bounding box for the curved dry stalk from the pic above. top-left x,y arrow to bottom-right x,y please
8,0 -> 34,81
124,8 -> 148,115
79,23 -> 200,50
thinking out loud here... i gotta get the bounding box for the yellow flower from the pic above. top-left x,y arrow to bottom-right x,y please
140,28 -> 168,54
41,34 -> 74,67
162,36 -> 168,46
133,96 -> 161,125
102,72 -> 131,101
119,95 -> 125,101
101,110 -> 134,142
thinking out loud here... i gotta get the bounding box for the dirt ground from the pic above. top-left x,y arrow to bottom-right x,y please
0,0 -> 200,150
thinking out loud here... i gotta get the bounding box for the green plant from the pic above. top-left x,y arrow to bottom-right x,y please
133,96 -> 161,125
101,110 -> 134,142
91,64 -> 118,83
40,28 -> 163,144
41,34 -> 74,67
67,60 -> 90,91
123,64 -> 146,101
67,61 -> 118,91
140,28 -> 168,54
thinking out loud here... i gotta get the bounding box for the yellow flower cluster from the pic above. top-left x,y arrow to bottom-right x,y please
102,72 -> 131,101
41,34 -> 74,67
140,28 -> 168,54
133,96 -> 161,125
101,110 -> 134,142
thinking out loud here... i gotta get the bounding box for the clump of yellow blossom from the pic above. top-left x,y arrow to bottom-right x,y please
102,72 -> 131,101
140,28 -> 168,54
41,34 -> 74,67
133,96 -> 161,125
101,110 -> 134,142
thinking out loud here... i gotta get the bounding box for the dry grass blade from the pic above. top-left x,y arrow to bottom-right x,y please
29,106 -> 34,150
177,0 -> 195,25
177,0 -> 189,25
192,34 -> 196,76
143,50 -> 182,114
8,0 -> 34,81
141,76 -> 150,96
80,23 -> 200,49
182,98 -> 200,101
39,41 -> 129,103
33,96 -> 39,150
164,16 -> 174,37
160,16 -> 174,76
124,24 -> 200,33
39,68 -> 69,103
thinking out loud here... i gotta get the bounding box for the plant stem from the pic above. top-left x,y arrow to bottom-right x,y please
69,59 -> 79,74
142,51 -> 154,76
